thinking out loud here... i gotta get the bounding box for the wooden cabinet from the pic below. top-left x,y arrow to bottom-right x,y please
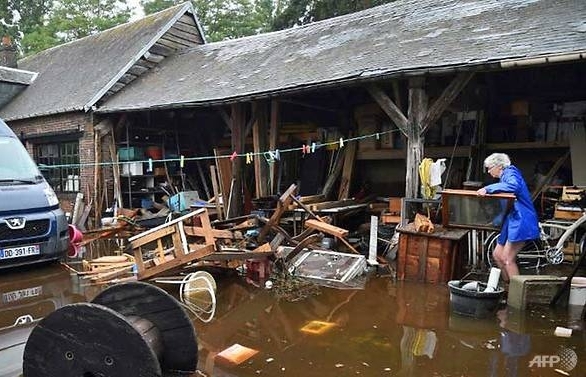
396,223 -> 468,284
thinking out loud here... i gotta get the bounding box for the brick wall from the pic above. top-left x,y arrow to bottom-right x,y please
8,112 -> 95,214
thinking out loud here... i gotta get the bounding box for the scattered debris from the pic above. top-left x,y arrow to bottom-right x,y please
215,344 -> 259,366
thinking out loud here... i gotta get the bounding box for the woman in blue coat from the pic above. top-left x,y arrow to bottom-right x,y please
477,153 -> 540,283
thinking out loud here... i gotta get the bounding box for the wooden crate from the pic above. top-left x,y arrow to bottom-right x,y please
397,223 -> 468,284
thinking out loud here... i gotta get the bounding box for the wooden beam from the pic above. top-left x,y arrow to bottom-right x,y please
252,101 -> 269,198
269,99 -> 280,195
338,141 -> 357,200
366,84 -> 409,136
230,103 -> 246,217
209,165 -> 223,220
257,183 -> 297,242
421,72 -> 474,134
217,106 -> 232,131
321,148 -> 346,199
405,77 -> 427,199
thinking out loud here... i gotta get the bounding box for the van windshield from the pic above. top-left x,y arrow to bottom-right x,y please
0,136 -> 43,183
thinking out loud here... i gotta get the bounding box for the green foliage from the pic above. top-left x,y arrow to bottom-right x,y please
2,0 -> 131,56
139,0 -> 177,15
141,0 -> 276,42
49,0 -> 131,43
272,0 -> 397,31
2,0 -> 394,57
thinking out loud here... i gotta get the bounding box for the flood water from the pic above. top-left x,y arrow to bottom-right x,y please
1,260 -> 585,377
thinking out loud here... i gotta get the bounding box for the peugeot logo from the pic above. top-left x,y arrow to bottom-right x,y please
5,217 -> 26,230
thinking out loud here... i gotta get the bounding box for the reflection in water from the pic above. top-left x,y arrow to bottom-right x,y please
0,264 -> 93,377
0,265 -> 584,377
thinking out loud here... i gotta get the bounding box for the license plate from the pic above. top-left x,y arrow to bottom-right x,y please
2,286 -> 43,304
0,245 -> 41,260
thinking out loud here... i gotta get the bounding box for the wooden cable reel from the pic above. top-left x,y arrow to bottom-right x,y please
22,282 -> 198,377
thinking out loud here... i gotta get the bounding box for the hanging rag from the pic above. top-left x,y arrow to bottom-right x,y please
419,158 -> 447,199
419,158 -> 434,199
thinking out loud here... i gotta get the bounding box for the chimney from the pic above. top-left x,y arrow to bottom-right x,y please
0,36 -> 18,68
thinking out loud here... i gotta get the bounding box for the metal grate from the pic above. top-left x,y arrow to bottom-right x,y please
0,219 -> 50,240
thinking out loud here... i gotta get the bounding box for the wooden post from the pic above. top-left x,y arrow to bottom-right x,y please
269,99 -> 280,195
406,77 -> 427,199
252,101 -> 269,198
231,103 -> 246,217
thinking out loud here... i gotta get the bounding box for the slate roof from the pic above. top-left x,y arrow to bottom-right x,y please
0,66 -> 36,110
99,0 -> 586,113
0,2 -> 200,121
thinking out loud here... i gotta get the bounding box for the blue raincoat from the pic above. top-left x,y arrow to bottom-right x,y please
484,165 -> 539,245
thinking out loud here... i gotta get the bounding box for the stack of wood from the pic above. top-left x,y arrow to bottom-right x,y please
75,254 -> 136,284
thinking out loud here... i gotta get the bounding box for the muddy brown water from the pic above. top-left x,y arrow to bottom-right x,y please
1,261 -> 584,377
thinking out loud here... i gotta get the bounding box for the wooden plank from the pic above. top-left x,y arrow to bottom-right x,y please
129,226 -> 176,249
138,244 -> 215,280
257,183 -> 297,242
441,189 -> 515,199
184,226 -> 242,239
200,250 -> 273,261
309,199 -> 356,211
298,194 -> 326,204
338,141 -> 357,200
304,219 -> 349,238
128,208 -> 205,242
209,165 -> 224,220
215,149 -> 233,218
321,148 -> 345,199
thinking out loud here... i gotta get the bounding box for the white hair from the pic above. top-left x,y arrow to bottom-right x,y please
484,153 -> 511,168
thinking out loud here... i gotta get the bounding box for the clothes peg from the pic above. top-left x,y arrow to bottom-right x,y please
339,137 -> 344,148
180,155 -> 185,168
230,151 -> 237,161
147,158 -> 153,172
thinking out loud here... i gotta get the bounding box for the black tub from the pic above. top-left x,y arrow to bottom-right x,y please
448,280 -> 505,318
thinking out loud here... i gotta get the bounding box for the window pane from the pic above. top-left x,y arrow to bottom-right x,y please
34,140 -> 80,192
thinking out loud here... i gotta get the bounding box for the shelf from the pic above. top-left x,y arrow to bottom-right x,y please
357,142 -> 569,160
122,190 -> 165,195
485,141 -> 569,150
357,146 -> 473,160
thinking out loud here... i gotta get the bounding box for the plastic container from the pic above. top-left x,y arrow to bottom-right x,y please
145,146 -> 163,160
118,147 -> 143,161
569,277 -> 586,306
448,280 -> 505,318
67,224 -> 83,244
